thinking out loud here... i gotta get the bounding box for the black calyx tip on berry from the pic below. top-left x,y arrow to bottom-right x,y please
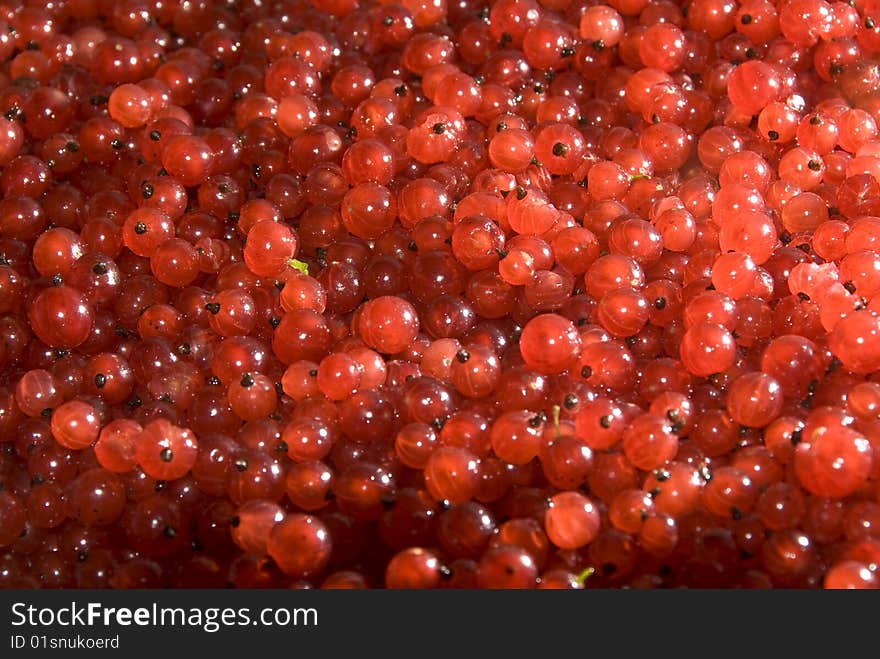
797,292 -> 810,302
51,273 -> 63,286
581,365 -> 593,379
394,84 -> 407,96
65,141 -> 79,152
561,46 -> 575,58
599,414 -> 613,429
528,414 -> 544,428
432,122 -> 446,134
159,448 -> 173,462
204,302 -> 221,314
229,515 -> 240,528
807,159 -> 822,171
94,373 -> 107,388
654,297 -> 666,310
382,15 -> 393,25
455,349 -> 470,363
810,114 -> 822,125
790,428 -> 803,446
843,280 -> 857,294
767,130 -> 779,141
92,262 -> 108,275
110,138 -> 123,150
234,458 -> 249,472
779,231 -> 792,244
563,393 -> 578,410
438,564 -> 453,579
268,316 -> 281,328
552,142 -> 567,157
41,408 -> 52,418
515,186 -> 527,200
134,221 -> 148,235
141,182 -> 154,199
740,13 -> 752,23
308,369 -> 318,377
653,468 -> 671,482
866,16 -> 876,28
431,417 -> 446,430
149,130 -> 161,141
240,373 -> 255,388
592,39 -> 604,51
163,525 -> 177,538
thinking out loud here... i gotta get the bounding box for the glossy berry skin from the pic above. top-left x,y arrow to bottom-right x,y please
476,545 -> 539,589
385,548 -> 443,588
622,414 -> 679,470
519,314 -> 581,374
28,285 -> 93,348
830,311 -> 880,374
94,420 -> 141,473
490,411 -> 544,465
358,296 -> 420,354
679,322 -> 737,376
267,514 -> 332,578
0,0 -> 877,593
544,492 -> 601,550
66,468 -> 127,526
424,447 -> 480,504
231,501 -> 285,555
726,372 -> 784,428
0,492 -> 26,547
243,220 -> 299,278
135,419 -> 199,481
51,401 -> 101,450
161,135 -> 215,187
795,427 -> 873,499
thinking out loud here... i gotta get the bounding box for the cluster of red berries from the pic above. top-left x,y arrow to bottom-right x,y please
0,0 -> 880,590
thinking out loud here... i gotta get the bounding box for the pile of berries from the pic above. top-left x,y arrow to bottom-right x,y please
0,0 -> 880,589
